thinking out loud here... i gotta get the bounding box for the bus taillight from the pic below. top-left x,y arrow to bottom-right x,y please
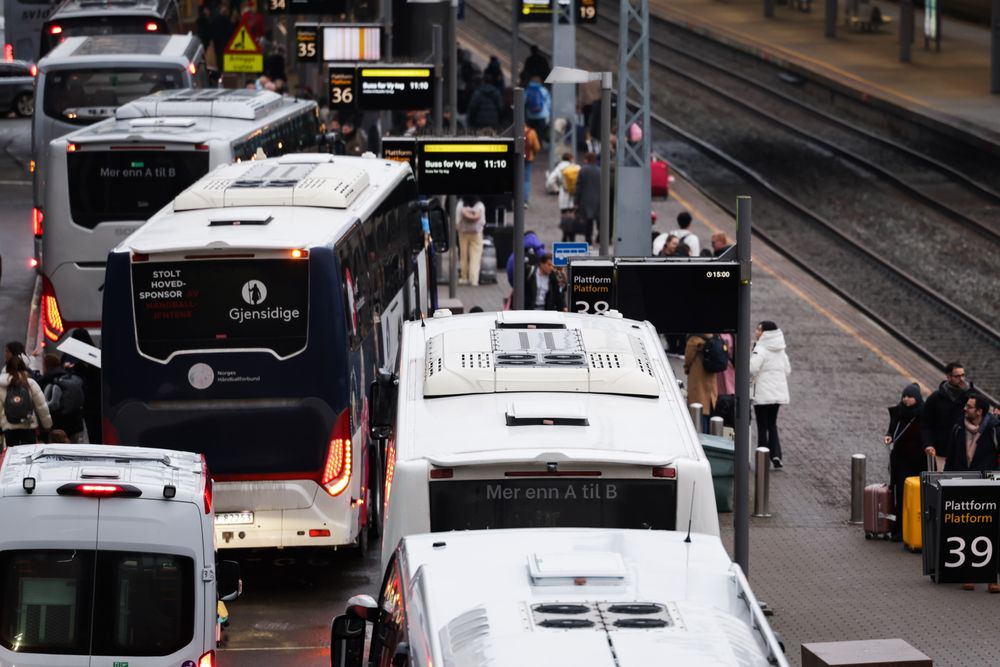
32,208 -> 43,237
198,650 -> 215,667
145,22 -> 159,31
49,25 -> 62,35
201,454 -> 213,514
652,466 -> 676,478
322,410 -> 352,496
41,275 -> 64,342
3,44 -> 12,62
29,64 -> 38,77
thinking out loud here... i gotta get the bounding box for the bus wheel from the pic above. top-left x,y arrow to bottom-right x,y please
14,93 -> 33,118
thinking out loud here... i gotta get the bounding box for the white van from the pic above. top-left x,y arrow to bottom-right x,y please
0,443 -> 239,667
332,528 -> 788,667
376,310 -> 720,566
31,33 -> 205,262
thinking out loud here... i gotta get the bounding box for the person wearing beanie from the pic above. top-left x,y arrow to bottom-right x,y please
884,383 -> 926,542
668,210 -> 701,256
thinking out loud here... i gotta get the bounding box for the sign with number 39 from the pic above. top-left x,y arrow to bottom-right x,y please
933,482 -> 1000,584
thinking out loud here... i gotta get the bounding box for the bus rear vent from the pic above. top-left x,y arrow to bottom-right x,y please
422,326 -> 659,397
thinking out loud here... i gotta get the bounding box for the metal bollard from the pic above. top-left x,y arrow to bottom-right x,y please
849,453 -> 866,524
752,447 -> 771,517
709,416 -> 724,437
688,403 -> 703,433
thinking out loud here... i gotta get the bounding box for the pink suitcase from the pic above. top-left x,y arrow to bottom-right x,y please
863,483 -> 894,539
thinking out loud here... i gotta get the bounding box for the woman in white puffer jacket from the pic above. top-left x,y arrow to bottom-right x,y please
750,321 -> 791,468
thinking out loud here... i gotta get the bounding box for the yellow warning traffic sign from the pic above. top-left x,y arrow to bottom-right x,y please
223,20 -> 262,73
224,24 -> 261,54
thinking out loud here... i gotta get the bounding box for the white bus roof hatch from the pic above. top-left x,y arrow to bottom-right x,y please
423,325 -> 659,397
173,159 -> 369,211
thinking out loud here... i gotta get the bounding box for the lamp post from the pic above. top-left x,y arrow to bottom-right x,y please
545,66 -> 613,255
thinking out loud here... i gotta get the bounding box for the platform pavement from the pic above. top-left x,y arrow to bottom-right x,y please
648,0 -> 1000,143
439,163 -> 1000,664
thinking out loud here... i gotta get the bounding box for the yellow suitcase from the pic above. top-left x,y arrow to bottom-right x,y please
903,476 -> 922,552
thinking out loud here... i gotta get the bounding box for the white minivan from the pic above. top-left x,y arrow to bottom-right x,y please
332,528 -> 788,667
0,443 -> 239,667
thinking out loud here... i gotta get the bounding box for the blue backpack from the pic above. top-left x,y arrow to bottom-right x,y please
525,85 -> 545,116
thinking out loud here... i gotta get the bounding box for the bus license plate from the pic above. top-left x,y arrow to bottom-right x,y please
216,511 -> 255,525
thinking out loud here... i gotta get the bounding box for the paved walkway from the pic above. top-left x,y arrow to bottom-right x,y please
649,0 -> 1000,142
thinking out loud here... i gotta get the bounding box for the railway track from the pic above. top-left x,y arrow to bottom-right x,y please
463,0 -> 1000,400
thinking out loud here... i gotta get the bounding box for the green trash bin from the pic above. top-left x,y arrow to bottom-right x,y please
699,433 -> 735,513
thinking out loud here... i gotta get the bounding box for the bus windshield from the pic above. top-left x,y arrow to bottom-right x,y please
131,257 -> 310,361
67,150 -> 209,228
429,478 -> 678,531
43,67 -> 183,124
40,17 -> 169,56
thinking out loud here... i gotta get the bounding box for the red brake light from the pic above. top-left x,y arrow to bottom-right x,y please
4,44 -> 12,62
308,529 -> 331,537
145,22 -> 158,31
188,62 -> 197,74
194,143 -> 209,151
201,454 -> 213,514
49,25 -> 62,35
504,470 -> 601,477
198,650 -> 215,667
29,63 -> 38,77
41,275 -> 64,342
32,208 -> 43,237
290,248 -> 308,259
652,466 -> 676,479
67,142 -> 78,152
58,483 -> 142,497
321,410 -> 352,496
429,468 -> 453,479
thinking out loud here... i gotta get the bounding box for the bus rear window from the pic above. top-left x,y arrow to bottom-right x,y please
68,151 -> 209,229
43,67 -> 183,125
429,478 -> 678,532
0,550 -> 193,656
132,258 -> 310,361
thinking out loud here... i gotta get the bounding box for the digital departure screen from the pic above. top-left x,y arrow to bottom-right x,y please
357,66 -> 434,110
430,479 -> 677,531
415,138 -> 515,195
131,258 -> 309,361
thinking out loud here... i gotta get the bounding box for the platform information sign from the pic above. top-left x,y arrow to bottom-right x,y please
295,23 -> 319,62
381,137 -> 417,174
932,479 -> 1000,584
322,24 -> 381,61
415,139 -> 515,195
577,0 -> 597,23
327,66 -> 356,110
519,0 -> 552,22
357,66 -> 434,110
223,22 -> 263,73
567,259 -> 740,331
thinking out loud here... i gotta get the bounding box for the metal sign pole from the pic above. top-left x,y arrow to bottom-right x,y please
449,0 -> 458,132
734,195 -> 753,575
992,0 -> 1000,93
433,25 -> 444,134
513,88 -> 526,310
511,0 -> 520,88
550,0 -> 576,167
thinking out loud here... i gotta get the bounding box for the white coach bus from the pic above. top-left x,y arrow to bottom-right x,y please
377,309 -> 720,566
40,88 -> 319,340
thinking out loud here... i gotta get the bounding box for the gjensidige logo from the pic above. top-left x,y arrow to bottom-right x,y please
241,280 -> 267,305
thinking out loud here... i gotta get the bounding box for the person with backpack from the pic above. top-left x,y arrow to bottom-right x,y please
1,355 -> 52,446
545,152 -> 577,212
41,353 -> 87,443
750,321 -> 792,468
524,76 -> 551,147
683,334 -> 720,433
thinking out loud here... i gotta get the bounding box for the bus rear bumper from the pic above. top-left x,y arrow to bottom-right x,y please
215,505 -> 359,550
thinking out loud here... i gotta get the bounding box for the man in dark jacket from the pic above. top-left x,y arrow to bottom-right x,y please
465,76 -> 503,131
574,152 -> 601,245
922,362 -> 975,471
928,395 -> 997,473
525,253 -> 562,311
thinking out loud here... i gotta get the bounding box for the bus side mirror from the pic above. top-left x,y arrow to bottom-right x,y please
371,369 -> 398,440
217,560 -> 241,601
329,614 -> 366,667
427,204 -> 449,253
